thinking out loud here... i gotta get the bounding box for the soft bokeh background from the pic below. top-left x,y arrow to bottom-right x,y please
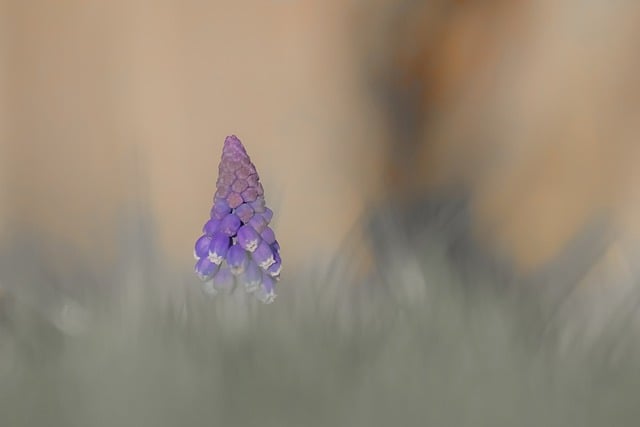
0,0 -> 387,274
3,0 -> 640,278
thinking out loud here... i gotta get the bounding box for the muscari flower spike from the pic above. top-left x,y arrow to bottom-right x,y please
194,135 -> 280,303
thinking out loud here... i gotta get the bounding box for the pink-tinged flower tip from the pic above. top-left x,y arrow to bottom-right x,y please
232,179 -> 248,193
236,165 -> 253,180
227,192 -> 244,209
223,135 -> 247,154
241,188 -> 259,203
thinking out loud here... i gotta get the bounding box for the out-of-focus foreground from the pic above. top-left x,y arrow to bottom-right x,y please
3,1 -> 640,425
2,205 -> 640,427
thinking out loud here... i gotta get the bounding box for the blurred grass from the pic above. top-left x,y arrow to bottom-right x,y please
2,209 -> 640,427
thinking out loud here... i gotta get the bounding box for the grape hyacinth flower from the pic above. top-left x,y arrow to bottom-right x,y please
194,135 -> 280,303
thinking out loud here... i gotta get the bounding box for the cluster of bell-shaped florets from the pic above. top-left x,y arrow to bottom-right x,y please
194,135 -> 280,303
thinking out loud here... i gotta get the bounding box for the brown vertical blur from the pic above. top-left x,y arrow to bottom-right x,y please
371,0 -> 640,272
0,0 -> 9,241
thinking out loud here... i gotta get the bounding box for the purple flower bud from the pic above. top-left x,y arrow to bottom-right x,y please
211,198 -> 231,220
250,197 -> 266,213
262,207 -> 273,223
255,275 -> 276,304
248,214 -> 267,234
194,235 -> 212,259
219,171 -> 236,186
262,273 -> 276,293
195,135 -> 281,302
235,203 -> 254,224
260,227 -> 276,245
202,219 -> 220,235
213,266 -> 235,292
247,174 -> 259,188
253,240 -> 275,270
267,258 -> 282,278
208,232 -> 230,264
195,257 -> 219,281
226,245 -> 248,275
223,135 -> 245,153
226,159 -> 241,171
240,261 -> 262,293
237,224 -> 261,252
228,192 -> 244,209
241,188 -> 258,203
236,166 -> 252,180
216,185 -> 231,199
231,179 -> 248,193
219,213 -> 241,236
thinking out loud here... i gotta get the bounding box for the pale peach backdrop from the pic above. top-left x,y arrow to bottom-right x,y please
1,1 -> 386,272
4,0 -> 640,279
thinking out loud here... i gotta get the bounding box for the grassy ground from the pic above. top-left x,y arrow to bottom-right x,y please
1,204 -> 640,427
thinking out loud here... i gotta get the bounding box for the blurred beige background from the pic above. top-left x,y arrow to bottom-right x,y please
3,0 -> 640,280
0,1 -> 386,272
